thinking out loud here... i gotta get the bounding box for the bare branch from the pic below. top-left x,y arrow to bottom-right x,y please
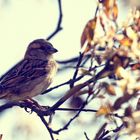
47,0 -> 63,40
50,95 -> 90,134
84,132 -> 90,140
39,115 -> 54,140
70,53 -> 84,88
95,123 -> 124,140
41,63 -> 104,95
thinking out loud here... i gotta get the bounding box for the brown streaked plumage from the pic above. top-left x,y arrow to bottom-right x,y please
0,39 -> 58,101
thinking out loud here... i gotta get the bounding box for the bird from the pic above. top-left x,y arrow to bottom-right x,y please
0,39 -> 58,101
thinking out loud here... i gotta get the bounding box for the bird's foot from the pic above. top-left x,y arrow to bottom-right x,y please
19,98 -> 53,116
19,98 -> 41,113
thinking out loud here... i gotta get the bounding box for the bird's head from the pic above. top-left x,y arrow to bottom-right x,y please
24,39 -> 58,60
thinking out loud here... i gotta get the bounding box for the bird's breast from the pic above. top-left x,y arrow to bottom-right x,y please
46,59 -> 57,82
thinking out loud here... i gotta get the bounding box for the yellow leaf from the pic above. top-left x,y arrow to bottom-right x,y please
96,105 -> 111,116
106,85 -> 116,96
119,37 -> 132,47
79,68 -> 92,76
132,111 -> 140,122
115,66 -> 127,79
103,0 -> 115,9
126,27 -> 137,40
103,0 -> 118,20
112,3 -> 118,20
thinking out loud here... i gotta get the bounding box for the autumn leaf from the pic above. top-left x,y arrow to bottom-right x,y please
102,82 -> 116,96
131,63 -> 140,70
0,134 -> 2,140
79,68 -> 92,76
97,95 -> 106,99
112,3 -> 118,21
126,27 -> 137,40
124,106 -> 132,117
136,98 -> 140,110
115,66 -> 128,79
96,105 -> 112,116
113,92 -> 138,110
81,17 -> 97,53
106,84 -> 116,96
119,37 -> 133,47
102,0 -> 118,20
69,97 -> 84,108
102,0 -> 116,9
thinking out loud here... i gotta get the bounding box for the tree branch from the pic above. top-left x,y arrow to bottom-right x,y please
50,95 -> 90,134
70,53 -> 84,88
47,0 -> 63,40
84,132 -> 90,140
39,115 -> 54,140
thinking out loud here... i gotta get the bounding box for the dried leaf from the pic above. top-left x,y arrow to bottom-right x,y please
112,3 -> 118,20
99,16 -> 105,32
103,0 -> 118,20
106,84 -> 116,96
102,0 -> 116,10
69,97 -> 84,108
132,111 -> 140,122
115,66 -> 127,79
124,106 -> 132,117
131,63 -> 140,70
102,0 -> 111,9
102,82 -> 116,96
0,135 -> 2,140
136,98 -> 140,111
117,79 -> 128,93
81,17 -> 97,52
79,68 -> 92,76
113,92 -> 138,110
126,27 -> 137,40
96,105 -> 112,116
119,37 -> 133,47
97,95 -> 106,99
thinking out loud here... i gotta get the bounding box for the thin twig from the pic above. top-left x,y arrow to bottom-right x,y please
39,115 -> 54,140
41,64 -> 105,95
41,75 -> 84,95
96,123 -> 124,140
0,102 -> 122,119
94,123 -> 107,140
57,56 -> 80,64
51,95 -> 90,134
56,108 -> 97,112
47,0 -> 63,40
70,53 -> 84,88
47,69 -> 101,111
84,132 -> 90,140
57,54 -> 91,65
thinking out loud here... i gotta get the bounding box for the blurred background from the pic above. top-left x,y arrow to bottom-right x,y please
0,0 -> 138,140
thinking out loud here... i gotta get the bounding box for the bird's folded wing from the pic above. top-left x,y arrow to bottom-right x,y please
0,59 -> 48,88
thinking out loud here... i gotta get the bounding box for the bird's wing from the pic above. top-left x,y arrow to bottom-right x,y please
0,59 -> 48,88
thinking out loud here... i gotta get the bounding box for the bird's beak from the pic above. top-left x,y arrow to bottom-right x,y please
51,47 -> 58,53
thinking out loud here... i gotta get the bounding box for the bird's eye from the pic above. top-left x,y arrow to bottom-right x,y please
47,46 -> 51,49
40,46 -> 47,51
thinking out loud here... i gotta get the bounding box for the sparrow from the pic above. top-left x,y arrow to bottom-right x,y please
0,39 -> 58,101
